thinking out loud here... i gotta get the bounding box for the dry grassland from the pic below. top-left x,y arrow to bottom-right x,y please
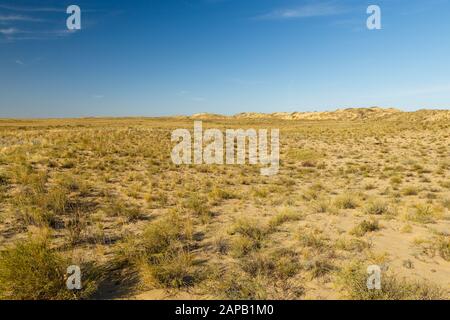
0,109 -> 449,300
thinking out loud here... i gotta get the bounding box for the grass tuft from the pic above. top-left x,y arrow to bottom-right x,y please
0,235 -> 97,300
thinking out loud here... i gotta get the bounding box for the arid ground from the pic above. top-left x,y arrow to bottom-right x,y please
0,108 -> 449,300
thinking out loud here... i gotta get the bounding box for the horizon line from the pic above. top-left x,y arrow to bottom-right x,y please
1,106 -> 449,121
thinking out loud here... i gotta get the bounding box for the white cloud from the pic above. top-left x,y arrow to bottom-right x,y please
255,3 -> 346,20
15,59 -> 24,65
0,27 -> 18,35
0,14 -> 43,22
0,4 -> 62,12
1,28 -> 76,41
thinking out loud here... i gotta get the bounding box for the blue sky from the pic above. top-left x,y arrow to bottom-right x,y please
1,0 -> 450,118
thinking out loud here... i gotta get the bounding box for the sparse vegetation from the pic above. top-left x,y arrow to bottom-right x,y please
338,260 -> 446,300
437,236 -> 450,261
0,235 -> 97,300
0,113 -> 449,300
364,200 -> 389,215
351,220 -> 380,237
268,207 -> 302,230
335,194 -> 359,209
405,204 -> 437,224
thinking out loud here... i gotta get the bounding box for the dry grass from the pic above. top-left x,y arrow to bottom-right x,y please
0,114 -> 449,300
338,260 -> 446,300
351,220 -> 380,237
0,234 -> 97,300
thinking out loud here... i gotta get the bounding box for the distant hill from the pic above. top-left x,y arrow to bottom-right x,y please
190,107 -> 450,122
191,113 -> 227,120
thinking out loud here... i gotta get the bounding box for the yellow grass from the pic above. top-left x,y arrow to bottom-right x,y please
0,110 -> 449,300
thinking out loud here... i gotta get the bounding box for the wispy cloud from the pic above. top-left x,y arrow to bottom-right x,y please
0,4 -> 101,14
0,4 -> 65,41
1,28 -> 77,41
0,4 -> 63,12
15,59 -> 24,65
0,3 -> 68,44
1,3 -> 121,42
0,14 -> 44,22
0,27 -> 18,35
255,2 -> 347,20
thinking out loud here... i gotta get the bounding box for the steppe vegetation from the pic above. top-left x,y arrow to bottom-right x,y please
0,108 -> 449,300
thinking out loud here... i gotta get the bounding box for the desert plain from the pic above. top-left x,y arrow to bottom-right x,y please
0,107 -> 449,300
